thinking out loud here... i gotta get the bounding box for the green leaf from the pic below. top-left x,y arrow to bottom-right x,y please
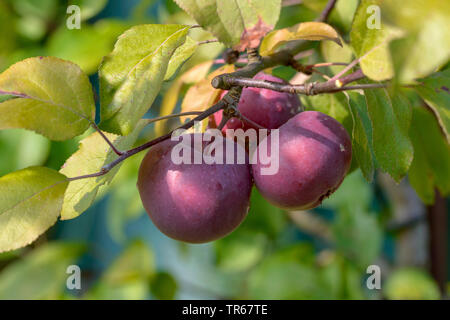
174,0 -> 234,47
320,39 -> 353,74
0,57 -> 95,140
164,36 -> 198,81
364,86 -> 413,182
86,240 -> 154,300
12,0 -> 57,21
214,231 -> 267,272
248,245 -> 326,299
0,242 -> 85,299
408,106 -> 450,204
385,268 -> 440,300
415,69 -> 450,144
346,92 -> 374,181
243,187 -> 286,238
60,121 -> 146,220
260,22 -> 341,56
301,92 -> 353,134
0,166 -> 68,253
0,129 -> 51,176
332,207 -> 382,270
325,171 -> 381,271
106,155 -> 144,243
381,0 -> 450,83
68,0 -> 108,20
328,0 -> 359,34
99,24 -> 190,135
318,252 -> 365,300
47,20 -> 129,75
216,0 -> 281,51
350,0 -> 402,81
323,170 -> 372,213
150,271 -> 178,300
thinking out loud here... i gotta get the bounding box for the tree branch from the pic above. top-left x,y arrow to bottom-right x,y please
316,0 -> 338,22
212,69 -> 369,95
91,122 -> 124,156
198,39 -> 219,45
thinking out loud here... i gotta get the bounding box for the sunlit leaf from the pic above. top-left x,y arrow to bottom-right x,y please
381,0 -> 450,83
216,0 -> 281,51
99,24 -> 190,135
0,166 -> 68,253
0,57 -> 95,140
260,22 -> 341,56
0,242 -> 85,299
350,0 -> 402,81
60,121 -> 146,220
320,38 -> 353,74
164,36 -> 198,81
174,0 -> 234,46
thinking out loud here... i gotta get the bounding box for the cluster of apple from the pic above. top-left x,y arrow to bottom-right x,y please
137,73 -> 352,243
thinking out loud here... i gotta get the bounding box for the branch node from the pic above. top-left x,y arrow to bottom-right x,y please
247,48 -> 261,64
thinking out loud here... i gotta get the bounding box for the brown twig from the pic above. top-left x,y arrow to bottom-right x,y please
68,89 -> 242,182
198,39 -> 219,45
91,122 -> 123,156
212,69 -> 369,95
316,0 -> 338,22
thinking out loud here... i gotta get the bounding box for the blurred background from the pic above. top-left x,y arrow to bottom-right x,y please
0,0 -> 448,300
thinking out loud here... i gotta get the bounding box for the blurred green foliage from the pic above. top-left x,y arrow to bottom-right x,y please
0,0 -> 446,300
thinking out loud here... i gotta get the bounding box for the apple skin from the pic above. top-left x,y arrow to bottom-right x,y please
251,111 -> 352,210
213,72 -> 302,131
137,134 -> 253,243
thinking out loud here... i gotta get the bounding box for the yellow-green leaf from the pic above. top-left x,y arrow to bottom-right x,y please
164,36 -> 198,81
216,0 -> 281,51
174,0 -> 234,47
260,22 -> 341,56
0,166 -> 68,253
381,0 -> 450,83
60,121 -> 146,220
0,57 -> 95,140
350,0 -> 402,81
99,24 -> 190,135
